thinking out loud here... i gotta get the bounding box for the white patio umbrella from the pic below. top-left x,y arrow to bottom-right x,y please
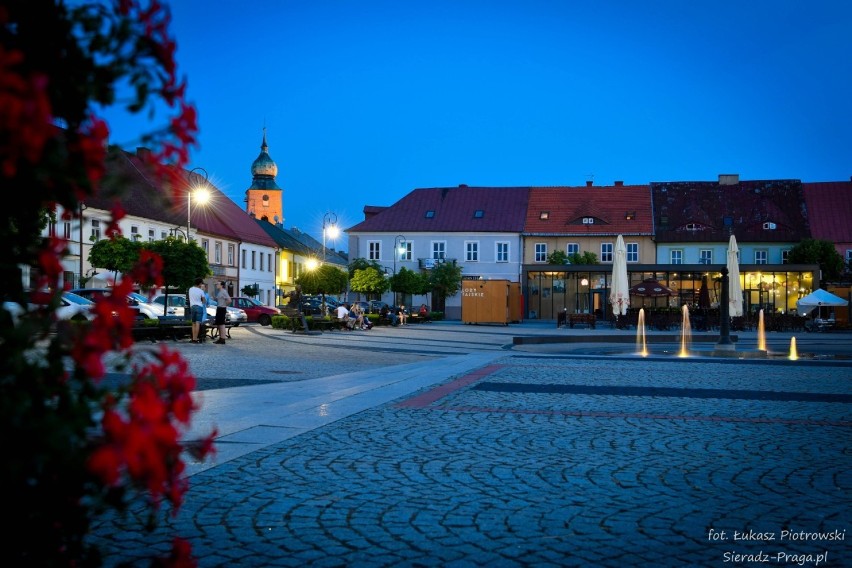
609,234 -> 629,316
726,234 -> 744,317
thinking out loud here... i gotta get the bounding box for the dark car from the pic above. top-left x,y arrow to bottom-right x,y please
230,297 -> 281,326
368,300 -> 389,314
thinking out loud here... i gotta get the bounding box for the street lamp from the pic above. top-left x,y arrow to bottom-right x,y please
322,212 -> 339,262
187,167 -> 211,241
392,234 -> 406,306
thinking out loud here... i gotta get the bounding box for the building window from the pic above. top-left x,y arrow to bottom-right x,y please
148,228 -> 155,242
782,249 -> 790,264
699,249 -> 713,264
130,226 -> 140,241
160,230 -> 168,239
259,252 -> 264,271
63,221 -> 71,239
215,242 -> 222,264
399,240 -> 412,261
201,239 -> 209,256
432,241 -> 446,259
251,250 -> 256,270
754,250 -> 768,264
627,242 -> 639,263
670,249 -> 683,264
268,253 -> 272,272
465,241 -> 479,262
368,241 -> 381,261
228,245 -> 235,266
90,219 -> 101,241
846,249 -> 852,263
600,242 -> 613,263
567,243 -> 579,255
241,249 -> 247,269
534,243 -> 547,263
540,211 -> 550,220
496,242 -> 509,263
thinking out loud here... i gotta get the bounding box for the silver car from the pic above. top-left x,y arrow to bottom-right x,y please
152,294 -> 247,325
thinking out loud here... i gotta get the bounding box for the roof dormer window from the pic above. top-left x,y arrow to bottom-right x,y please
763,221 -> 777,230
582,217 -> 594,224
685,223 -> 700,231
539,211 -> 549,220
425,210 -> 435,219
473,210 -> 484,218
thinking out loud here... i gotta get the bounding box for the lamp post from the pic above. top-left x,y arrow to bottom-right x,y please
187,167 -> 210,241
322,212 -> 339,263
392,234 -> 406,306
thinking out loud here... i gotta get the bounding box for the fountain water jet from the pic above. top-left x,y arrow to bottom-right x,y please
636,308 -> 648,356
757,309 -> 767,351
789,337 -> 799,360
678,305 -> 691,357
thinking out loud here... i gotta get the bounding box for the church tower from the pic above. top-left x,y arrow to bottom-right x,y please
245,128 -> 284,224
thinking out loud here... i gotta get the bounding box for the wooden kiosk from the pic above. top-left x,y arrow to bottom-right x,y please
462,279 -> 522,325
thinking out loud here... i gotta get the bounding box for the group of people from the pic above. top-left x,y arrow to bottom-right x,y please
335,302 -> 373,330
188,278 -> 231,344
379,303 -> 430,326
333,302 -> 431,329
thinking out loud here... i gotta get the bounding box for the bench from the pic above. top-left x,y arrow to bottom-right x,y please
568,314 -> 596,329
279,306 -> 311,333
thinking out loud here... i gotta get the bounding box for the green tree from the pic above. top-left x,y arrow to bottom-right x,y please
547,250 -> 569,265
351,266 -> 390,298
297,264 -> 348,297
348,257 -> 384,279
567,251 -> 599,264
429,261 -> 463,310
391,267 -> 430,303
88,236 -> 143,284
146,238 -> 211,296
787,238 -> 845,283
241,283 -> 260,298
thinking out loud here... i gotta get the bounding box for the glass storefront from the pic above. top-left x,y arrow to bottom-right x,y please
523,264 -> 819,322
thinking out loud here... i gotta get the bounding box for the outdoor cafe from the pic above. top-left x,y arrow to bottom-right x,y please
522,263 -> 824,329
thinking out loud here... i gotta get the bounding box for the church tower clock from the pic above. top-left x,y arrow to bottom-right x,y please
245,128 -> 283,224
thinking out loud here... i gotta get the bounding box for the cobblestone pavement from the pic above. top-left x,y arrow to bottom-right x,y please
89,323 -> 851,567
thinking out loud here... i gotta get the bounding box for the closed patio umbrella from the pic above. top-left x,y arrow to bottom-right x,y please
609,235 -> 629,316
727,235 -> 744,317
698,275 -> 711,310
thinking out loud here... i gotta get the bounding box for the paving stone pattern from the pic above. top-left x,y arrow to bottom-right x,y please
89,354 -> 851,567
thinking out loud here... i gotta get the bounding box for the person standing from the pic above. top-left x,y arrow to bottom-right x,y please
198,283 -> 211,342
214,281 -> 231,345
188,277 -> 205,343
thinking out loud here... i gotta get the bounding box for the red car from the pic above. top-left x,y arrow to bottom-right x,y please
230,297 -> 281,326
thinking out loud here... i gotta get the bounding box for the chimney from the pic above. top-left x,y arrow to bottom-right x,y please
718,174 -> 739,185
586,180 -> 593,187
614,180 -> 624,187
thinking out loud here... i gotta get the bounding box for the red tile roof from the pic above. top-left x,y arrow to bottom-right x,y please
524,185 -> 653,235
347,186 -> 531,233
802,181 -> 852,245
652,179 -> 809,243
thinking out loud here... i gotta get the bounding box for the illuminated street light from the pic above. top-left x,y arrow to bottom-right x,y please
322,212 -> 339,262
187,167 -> 211,241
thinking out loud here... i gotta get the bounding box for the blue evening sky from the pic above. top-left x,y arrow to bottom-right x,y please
102,0 -> 852,252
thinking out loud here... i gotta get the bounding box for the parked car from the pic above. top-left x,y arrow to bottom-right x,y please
368,300 -> 389,314
3,290 -> 96,325
70,288 -> 167,319
151,294 -> 248,325
230,297 -> 281,326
